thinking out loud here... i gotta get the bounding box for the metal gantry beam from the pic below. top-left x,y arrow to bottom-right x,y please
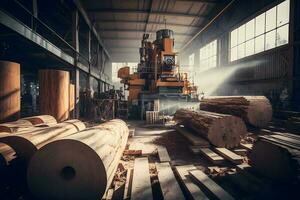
97,29 -> 194,36
176,0 -> 220,3
73,0 -> 110,59
88,9 -> 208,19
94,19 -> 201,29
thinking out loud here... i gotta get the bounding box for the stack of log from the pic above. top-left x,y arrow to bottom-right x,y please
27,119 -> 129,200
0,115 -> 57,133
200,96 -> 272,128
249,133 -> 300,182
0,119 -> 85,163
174,109 -> 247,148
0,116 -> 129,200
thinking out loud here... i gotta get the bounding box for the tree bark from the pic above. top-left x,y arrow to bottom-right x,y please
27,119 -> 129,200
200,96 -> 272,128
174,109 -> 247,148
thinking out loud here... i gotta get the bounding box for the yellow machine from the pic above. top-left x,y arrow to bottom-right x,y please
118,29 -> 198,119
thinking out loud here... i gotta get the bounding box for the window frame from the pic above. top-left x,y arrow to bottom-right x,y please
199,39 -> 218,72
229,0 -> 290,62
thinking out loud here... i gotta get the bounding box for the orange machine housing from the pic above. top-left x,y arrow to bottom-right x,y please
118,29 -> 197,105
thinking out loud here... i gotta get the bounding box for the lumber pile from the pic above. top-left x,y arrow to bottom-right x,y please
0,119 -> 85,163
249,133 -> 300,182
27,119 -> 129,200
174,109 -> 247,148
0,115 -> 57,133
200,96 -> 272,127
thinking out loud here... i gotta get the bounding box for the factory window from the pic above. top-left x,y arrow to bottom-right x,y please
230,0 -> 290,61
199,39 -> 217,72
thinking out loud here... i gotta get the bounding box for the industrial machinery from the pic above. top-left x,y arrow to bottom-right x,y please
118,29 -> 198,120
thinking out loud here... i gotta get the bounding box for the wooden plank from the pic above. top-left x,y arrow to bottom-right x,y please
200,148 -> 225,164
189,169 -> 235,200
236,164 -> 265,186
157,146 -> 171,162
175,125 -> 210,147
131,157 -> 153,200
123,168 -> 133,200
174,165 -> 208,200
156,162 -> 185,200
240,143 -> 253,151
233,149 -> 248,156
189,146 -> 202,154
214,148 -> 244,164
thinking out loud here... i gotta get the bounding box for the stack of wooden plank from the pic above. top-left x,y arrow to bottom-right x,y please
175,165 -> 235,200
249,132 -> 300,182
146,111 -> 159,124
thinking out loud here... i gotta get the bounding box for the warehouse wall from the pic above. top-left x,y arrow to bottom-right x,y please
180,0 -> 298,110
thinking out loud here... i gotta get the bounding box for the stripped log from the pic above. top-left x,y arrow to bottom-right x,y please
0,119 -> 85,162
200,96 -> 272,127
39,69 -> 70,122
0,120 -> 33,133
21,115 -> 57,126
174,109 -> 246,148
0,61 -> 20,123
0,115 -> 57,133
27,119 -> 129,200
249,136 -> 300,182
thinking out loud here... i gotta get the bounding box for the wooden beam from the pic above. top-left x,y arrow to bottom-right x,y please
175,125 -> 210,147
189,170 -> 235,200
199,148 -> 225,164
157,146 -> 171,162
214,148 -> 243,164
131,158 -> 153,200
175,165 -> 208,200
156,162 -> 185,200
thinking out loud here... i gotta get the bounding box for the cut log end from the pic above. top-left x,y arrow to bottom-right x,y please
27,139 -> 107,200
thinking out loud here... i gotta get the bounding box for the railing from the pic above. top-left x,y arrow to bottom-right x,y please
0,0 -> 108,81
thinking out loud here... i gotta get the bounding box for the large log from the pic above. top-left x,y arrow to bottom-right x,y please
200,96 -> 272,128
249,136 -> 300,182
22,115 -> 57,126
39,69 -> 70,122
0,61 -> 20,123
27,119 -> 129,200
0,119 -> 33,133
0,119 -> 85,162
174,109 -> 246,148
0,115 -> 57,133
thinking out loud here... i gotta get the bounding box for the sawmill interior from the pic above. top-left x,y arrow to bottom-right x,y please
0,0 -> 299,199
